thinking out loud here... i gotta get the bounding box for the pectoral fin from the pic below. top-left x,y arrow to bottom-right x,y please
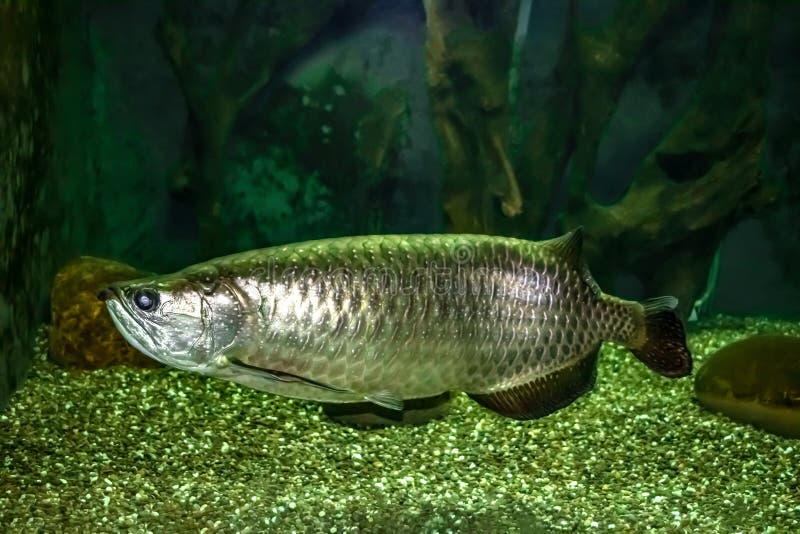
218,358 -> 370,404
228,359 -> 349,392
224,359 -> 405,410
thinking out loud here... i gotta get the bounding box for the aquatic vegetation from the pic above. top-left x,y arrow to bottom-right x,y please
257,72 -> 409,238
49,257 -> 156,369
694,334 -> 800,438
158,0 -> 375,257
162,0 -> 410,251
224,145 -> 333,250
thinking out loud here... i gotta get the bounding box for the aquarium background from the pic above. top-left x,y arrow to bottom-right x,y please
1,0 -> 799,531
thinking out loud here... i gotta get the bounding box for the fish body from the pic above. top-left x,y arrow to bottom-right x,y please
100,229 -> 692,419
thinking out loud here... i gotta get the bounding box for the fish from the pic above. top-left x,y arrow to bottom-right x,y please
695,334 -> 800,438
98,228 -> 692,420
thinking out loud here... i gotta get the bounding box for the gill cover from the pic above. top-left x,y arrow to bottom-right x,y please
190,277 -> 247,364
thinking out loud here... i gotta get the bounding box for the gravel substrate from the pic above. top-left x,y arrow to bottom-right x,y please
2,317 -> 799,532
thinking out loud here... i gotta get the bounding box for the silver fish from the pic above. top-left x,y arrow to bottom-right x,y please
99,229 -> 691,419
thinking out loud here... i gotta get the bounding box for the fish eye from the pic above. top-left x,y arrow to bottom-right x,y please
133,288 -> 159,312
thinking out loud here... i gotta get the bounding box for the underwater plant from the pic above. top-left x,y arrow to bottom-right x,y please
158,0 -> 370,256
257,73 -> 409,238
223,145 -> 333,250
159,0 -> 408,253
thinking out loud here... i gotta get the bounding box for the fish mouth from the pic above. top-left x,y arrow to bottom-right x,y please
97,286 -> 118,302
102,289 -> 161,363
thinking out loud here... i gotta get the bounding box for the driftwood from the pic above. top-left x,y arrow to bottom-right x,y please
424,0 -> 778,316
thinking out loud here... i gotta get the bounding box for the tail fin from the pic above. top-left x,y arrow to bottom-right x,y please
631,297 -> 692,378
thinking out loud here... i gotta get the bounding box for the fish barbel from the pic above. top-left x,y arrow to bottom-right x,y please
99,229 -> 692,419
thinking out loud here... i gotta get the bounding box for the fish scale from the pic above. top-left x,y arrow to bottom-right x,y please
101,229 -> 692,420
239,234 -> 596,395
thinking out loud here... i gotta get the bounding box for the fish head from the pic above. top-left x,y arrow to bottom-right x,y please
98,272 -> 243,371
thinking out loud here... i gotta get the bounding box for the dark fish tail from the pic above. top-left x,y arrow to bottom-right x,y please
629,297 -> 692,378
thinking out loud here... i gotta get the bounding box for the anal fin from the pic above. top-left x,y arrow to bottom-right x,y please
468,347 -> 599,420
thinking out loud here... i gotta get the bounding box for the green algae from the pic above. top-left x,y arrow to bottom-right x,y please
695,334 -> 800,438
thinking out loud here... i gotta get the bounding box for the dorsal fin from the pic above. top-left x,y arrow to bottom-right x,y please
547,227 -> 602,297
547,227 -> 584,267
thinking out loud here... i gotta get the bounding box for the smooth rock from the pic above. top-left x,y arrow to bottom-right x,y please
695,334 -> 800,438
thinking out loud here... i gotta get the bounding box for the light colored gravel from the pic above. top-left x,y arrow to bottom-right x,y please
1,317 -> 799,532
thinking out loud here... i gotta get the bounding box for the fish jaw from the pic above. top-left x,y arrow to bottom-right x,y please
105,298 -> 162,364
102,289 -> 203,371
